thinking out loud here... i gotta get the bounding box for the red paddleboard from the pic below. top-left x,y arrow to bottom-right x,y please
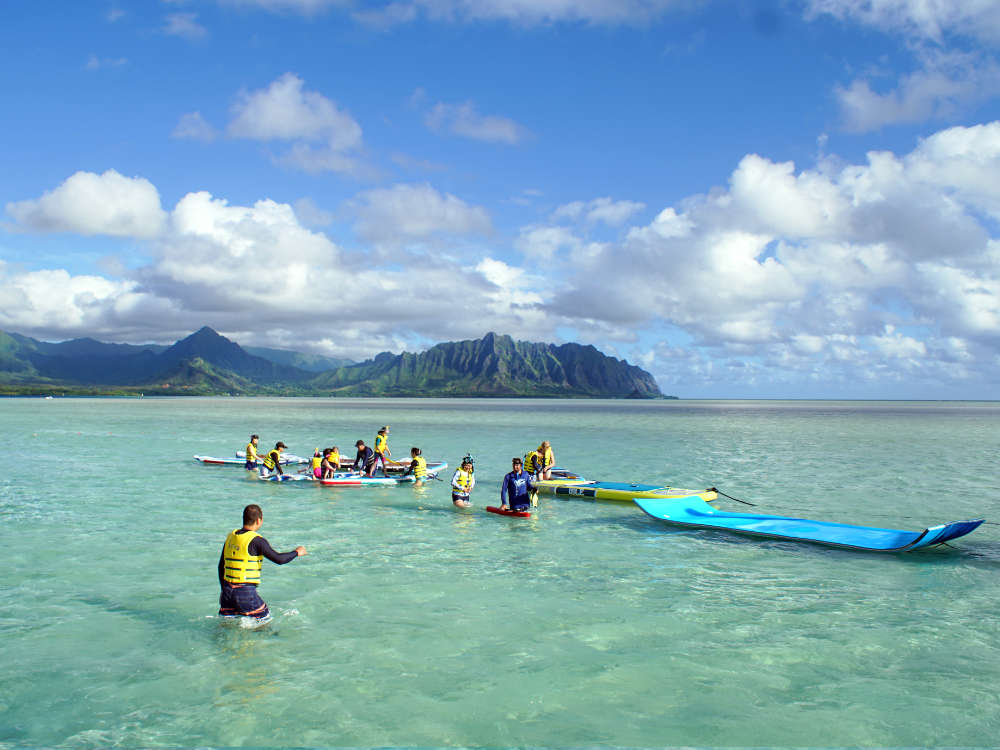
487,506 -> 531,518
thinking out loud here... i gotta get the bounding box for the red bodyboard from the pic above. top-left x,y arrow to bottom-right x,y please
486,505 -> 531,518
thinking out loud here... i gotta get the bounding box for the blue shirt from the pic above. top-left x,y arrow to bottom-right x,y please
500,469 -> 533,506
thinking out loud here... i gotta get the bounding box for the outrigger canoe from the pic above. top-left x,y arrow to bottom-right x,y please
536,478 -> 718,503
636,495 -> 985,552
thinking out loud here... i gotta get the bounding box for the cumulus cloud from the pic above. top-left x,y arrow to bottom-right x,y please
227,73 -> 366,174
538,121 -> 1000,391
5,170 -> 167,238
351,183 -> 491,246
425,100 -> 529,144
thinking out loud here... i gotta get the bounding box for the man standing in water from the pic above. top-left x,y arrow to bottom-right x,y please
218,504 -> 307,621
499,457 -> 534,513
244,434 -> 261,471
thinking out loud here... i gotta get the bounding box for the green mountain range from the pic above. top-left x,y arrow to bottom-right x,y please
0,327 -> 666,398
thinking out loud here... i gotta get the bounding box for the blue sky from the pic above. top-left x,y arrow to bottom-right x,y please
2,0 -> 999,398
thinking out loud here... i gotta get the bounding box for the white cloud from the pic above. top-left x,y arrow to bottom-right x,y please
164,12 -> 208,39
237,0 -> 687,26
544,121 -> 1000,390
85,54 -> 128,70
425,100 -> 529,144
6,170 -> 167,238
351,183 -> 491,246
171,111 -> 217,141
804,0 -> 1000,43
836,52 -> 1000,132
552,197 -> 646,226
227,73 -> 365,174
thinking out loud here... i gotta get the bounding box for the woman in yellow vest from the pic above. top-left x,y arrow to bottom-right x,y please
374,426 -> 391,475
218,504 -> 307,621
320,446 -> 340,478
244,434 -> 261,471
450,455 -> 476,507
403,446 -> 428,485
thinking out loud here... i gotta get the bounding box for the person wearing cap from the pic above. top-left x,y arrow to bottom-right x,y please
499,457 -> 534,513
259,441 -> 287,478
373,426 -> 391,476
450,456 -> 475,507
218,503 -> 307,622
244,434 -> 261,471
353,440 -> 376,476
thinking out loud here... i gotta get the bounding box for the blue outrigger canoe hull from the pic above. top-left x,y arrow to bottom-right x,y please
635,496 -> 984,552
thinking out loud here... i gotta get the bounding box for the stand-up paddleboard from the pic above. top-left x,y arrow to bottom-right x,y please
235,451 -> 310,465
318,462 -> 447,486
487,505 -> 531,518
258,472 -> 314,482
195,454 -> 302,467
635,496 -> 985,552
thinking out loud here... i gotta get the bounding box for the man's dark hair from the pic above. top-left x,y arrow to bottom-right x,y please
243,504 -> 263,526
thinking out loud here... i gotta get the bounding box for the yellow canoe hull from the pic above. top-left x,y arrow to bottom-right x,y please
535,479 -> 718,503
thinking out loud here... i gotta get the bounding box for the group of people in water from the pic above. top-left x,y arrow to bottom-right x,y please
221,431 -> 557,622
243,426 -> 429,482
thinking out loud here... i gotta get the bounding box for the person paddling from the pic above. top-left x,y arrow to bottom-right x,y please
218,503 -> 306,622
500,457 -> 534,513
450,455 -> 476,507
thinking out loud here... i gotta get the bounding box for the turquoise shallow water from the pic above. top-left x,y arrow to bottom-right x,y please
1,397 -> 999,748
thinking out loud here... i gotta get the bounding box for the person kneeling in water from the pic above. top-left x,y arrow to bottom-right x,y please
499,457 -> 533,512
218,504 -> 307,621
450,455 -> 475,507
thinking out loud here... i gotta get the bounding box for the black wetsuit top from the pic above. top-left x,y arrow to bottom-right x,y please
218,529 -> 299,587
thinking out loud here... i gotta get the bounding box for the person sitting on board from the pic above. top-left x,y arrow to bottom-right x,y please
450,455 -> 476,507
353,440 -> 377,476
373,426 -> 391,476
524,441 -> 555,481
500,457 -> 534,512
260,441 -> 287,478
218,503 -> 307,622
402,446 -> 428,485
320,447 -> 340,479
244,434 -> 262,471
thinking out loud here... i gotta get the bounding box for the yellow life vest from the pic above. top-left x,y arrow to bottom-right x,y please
375,433 -> 388,453
329,450 -> 340,468
539,447 -> 554,468
262,449 -> 280,469
222,529 -> 262,584
453,468 -> 473,492
311,456 -> 321,471
245,442 -> 259,461
524,452 -> 543,473
412,455 -> 427,479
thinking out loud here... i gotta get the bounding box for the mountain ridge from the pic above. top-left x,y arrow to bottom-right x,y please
0,327 -> 669,398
